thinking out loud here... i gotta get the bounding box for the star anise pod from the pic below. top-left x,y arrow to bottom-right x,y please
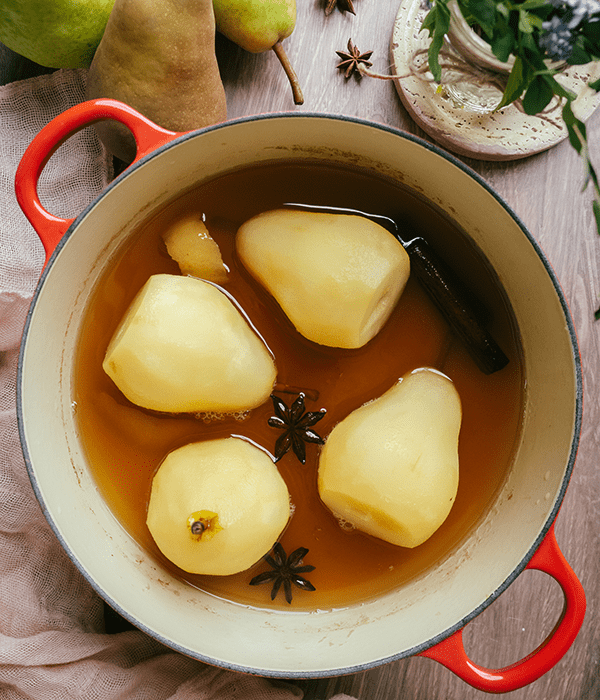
325,0 -> 356,15
268,393 -> 326,464
336,39 -> 373,79
249,543 -> 316,604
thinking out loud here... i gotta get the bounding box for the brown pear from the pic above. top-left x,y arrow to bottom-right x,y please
86,0 -> 227,162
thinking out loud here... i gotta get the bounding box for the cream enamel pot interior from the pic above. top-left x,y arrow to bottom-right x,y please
15,100 -> 585,693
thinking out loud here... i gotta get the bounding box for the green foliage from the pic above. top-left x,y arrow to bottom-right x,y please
522,73 -> 554,112
421,0 -> 600,249
422,0 -> 451,81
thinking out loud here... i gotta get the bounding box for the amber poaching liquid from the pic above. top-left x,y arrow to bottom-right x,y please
74,160 -> 524,611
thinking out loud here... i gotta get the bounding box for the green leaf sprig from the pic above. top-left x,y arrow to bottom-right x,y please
422,0 -> 600,317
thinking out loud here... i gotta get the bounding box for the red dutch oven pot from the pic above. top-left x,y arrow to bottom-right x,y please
15,99 -> 585,693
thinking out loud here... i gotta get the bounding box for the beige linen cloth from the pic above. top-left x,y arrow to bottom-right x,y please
0,68 -> 357,700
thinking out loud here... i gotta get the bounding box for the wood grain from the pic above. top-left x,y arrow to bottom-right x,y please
3,0 -> 600,696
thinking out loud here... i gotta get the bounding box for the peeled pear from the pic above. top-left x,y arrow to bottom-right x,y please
86,0 -> 227,162
103,274 -> 276,413
236,209 -> 410,349
162,213 -> 229,283
318,368 -> 461,548
147,438 -> 290,575
213,0 -> 303,104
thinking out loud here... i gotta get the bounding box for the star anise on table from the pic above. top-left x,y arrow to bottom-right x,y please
325,0 -> 356,15
268,393 -> 326,464
249,543 -> 316,604
336,39 -> 373,79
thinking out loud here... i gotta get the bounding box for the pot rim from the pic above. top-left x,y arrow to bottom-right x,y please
16,111 -> 583,677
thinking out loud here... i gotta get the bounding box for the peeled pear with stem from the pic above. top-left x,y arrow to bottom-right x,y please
103,274 -> 276,413
147,437 -> 291,574
236,208 -> 410,349
213,0 -> 303,104
318,368 -> 461,548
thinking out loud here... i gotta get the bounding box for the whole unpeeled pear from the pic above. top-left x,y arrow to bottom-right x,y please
86,0 -> 227,162
103,274 -> 276,413
318,368 -> 461,548
147,438 -> 290,575
236,209 -> 410,349
0,0 -> 114,68
213,0 -> 303,104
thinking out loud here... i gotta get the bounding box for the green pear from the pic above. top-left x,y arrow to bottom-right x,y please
0,0 -> 114,68
318,368 -> 461,548
236,209 -> 410,349
103,274 -> 277,413
213,0 -> 303,104
86,0 -> 227,162
147,438 -> 291,575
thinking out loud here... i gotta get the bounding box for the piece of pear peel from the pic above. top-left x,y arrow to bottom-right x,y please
147,438 -> 291,575
162,213 -> 229,283
102,274 -> 276,413
318,368 -> 461,548
236,209 -> 410,349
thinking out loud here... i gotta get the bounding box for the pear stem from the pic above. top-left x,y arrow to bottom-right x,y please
272,39 -> 304,105
190,520 -> 206,535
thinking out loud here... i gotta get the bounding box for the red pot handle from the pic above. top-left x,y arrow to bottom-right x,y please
14,98 -> 182,268
419,523 -> 585,693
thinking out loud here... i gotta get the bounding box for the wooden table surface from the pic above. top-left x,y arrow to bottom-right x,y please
3,1 -> 600,698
